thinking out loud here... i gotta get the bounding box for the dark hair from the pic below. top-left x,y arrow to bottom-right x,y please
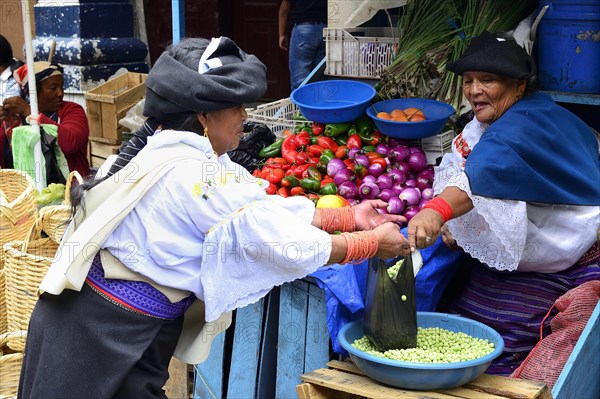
0,35 -> 13,67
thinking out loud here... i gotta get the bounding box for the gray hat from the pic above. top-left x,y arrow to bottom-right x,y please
144,37 -> 267,120
447,31 -> 536,80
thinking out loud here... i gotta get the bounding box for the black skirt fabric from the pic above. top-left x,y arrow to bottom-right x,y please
18,283 -> 184,399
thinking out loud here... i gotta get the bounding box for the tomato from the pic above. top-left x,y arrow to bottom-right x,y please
290,186 -> 305,196
366,151 -> 383,162
265,168 -> 285,184
295,151 -> 310,165
335,145 -> 348,159
320,177 -> 334,187
307,145 -> 325,157
370,157 -> 388,169
265,182 -> 278,195
277,186 -> 290,198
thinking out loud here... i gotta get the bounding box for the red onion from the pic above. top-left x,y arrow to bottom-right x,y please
333,168 -> 355,186
418,199 -> 430,210
415,173 -> 434,191
387,196 -> 405,215
359,182 -> 381,200
387,145 -> 410,163
326,158 -> 346,177
378,188 -> 396,202
338,181 -> 358,199
362,175 -> 377,185
367,162 -> 384,177
388,138 -> 410,147
392,182 -> 405,196
354,154 -> 370,168
409,146 -> 425,155
408,151 -> 427,173
347,147 -> 362,160
391,161 -> 410,177
403,205 -> 419,221
376,173 -> 393,190
376,143 -> 390,156
387,168 -> 407,184
399,187 -> 421,206
421,187 -> 435,200
405,179 -> 417,188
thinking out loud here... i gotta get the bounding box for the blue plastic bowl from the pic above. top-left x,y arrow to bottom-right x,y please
338,312 -> 504,390
366,98 -> 455,139
290,80 -> 376,123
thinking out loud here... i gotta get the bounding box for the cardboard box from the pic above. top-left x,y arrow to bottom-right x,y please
85,72 -> 147,144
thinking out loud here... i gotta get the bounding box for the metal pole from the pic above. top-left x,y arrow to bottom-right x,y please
22,0 -> 44,190
172,0 -> 185,44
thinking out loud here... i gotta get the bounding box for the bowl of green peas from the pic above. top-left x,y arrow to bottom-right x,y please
338,312 -> 504,390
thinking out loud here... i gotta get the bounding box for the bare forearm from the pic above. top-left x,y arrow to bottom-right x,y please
438,186 -> 474,219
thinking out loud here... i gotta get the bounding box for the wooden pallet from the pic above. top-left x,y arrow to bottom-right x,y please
297,360 -> 552,399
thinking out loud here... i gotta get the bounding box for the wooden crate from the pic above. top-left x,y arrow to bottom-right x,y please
297,360 -> 552,399
88,137 -> 120,169
85,72 -> 147,144
194,280 -> 331,399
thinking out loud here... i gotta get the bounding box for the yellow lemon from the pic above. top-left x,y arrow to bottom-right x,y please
316,194 -> 350,208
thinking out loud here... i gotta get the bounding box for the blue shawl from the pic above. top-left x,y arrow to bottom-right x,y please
465,93 -> 600,205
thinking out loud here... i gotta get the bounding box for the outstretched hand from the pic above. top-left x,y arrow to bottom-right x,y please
354,199 -> 406,231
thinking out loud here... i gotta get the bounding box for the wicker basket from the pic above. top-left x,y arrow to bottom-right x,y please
0,331 -> 26,399
0,269 -> 6,336
38,171 -> 83,243
3,226 -> 58,352
0,170 -> 38,267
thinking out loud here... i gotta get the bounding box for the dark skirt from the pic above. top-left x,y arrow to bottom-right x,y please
448,242 -> 600,376
18,283 -> 184,399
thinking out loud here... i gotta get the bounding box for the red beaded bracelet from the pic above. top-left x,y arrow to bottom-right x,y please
422,196 -> 453,223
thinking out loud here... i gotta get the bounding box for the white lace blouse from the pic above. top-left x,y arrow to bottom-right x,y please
433,119 -> 599,273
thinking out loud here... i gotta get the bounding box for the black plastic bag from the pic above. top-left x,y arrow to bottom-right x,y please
40,126 -> 66,185
364,254 -> 417,351
227,121 -> 276,173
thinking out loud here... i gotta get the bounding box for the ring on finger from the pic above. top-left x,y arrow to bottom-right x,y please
425,236 -> 432,242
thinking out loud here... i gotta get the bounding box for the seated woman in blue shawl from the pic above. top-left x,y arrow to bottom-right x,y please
404,31 -> 600,376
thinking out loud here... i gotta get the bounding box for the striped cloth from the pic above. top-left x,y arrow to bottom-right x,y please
449,242 -> 600,375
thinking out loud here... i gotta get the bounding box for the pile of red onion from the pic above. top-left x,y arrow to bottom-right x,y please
326,138 -> 435,221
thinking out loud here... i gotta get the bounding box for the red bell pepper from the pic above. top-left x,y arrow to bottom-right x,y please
316,136 -> 339,152
346,134 -> 362,149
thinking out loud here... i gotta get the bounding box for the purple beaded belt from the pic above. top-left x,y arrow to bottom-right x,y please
85,254 -> 195,319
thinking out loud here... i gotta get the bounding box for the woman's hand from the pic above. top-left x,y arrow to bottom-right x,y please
354,199 -> 406,231
406,208 -> 444,252
441,223 -> 460,250
372,222 -> 411,259
2,96 -> 30,118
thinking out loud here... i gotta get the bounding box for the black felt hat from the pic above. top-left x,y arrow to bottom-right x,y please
447,31 -> 536,80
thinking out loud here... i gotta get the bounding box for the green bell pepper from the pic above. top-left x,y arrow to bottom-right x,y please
319,182 -> 338,195
282,175 -> 299,188
324,122 -> 352,137
258,138 -> 284,158
319,149 -> 335,164
334,136 -> 348,146
355,115 -> 376,135
300,177 -> 321,193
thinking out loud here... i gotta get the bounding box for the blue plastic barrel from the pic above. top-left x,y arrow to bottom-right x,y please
537,0 -> 600,93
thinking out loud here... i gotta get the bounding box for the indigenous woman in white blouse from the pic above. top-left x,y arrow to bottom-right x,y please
18,37 -> 409,399
406,31 -> 600,376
